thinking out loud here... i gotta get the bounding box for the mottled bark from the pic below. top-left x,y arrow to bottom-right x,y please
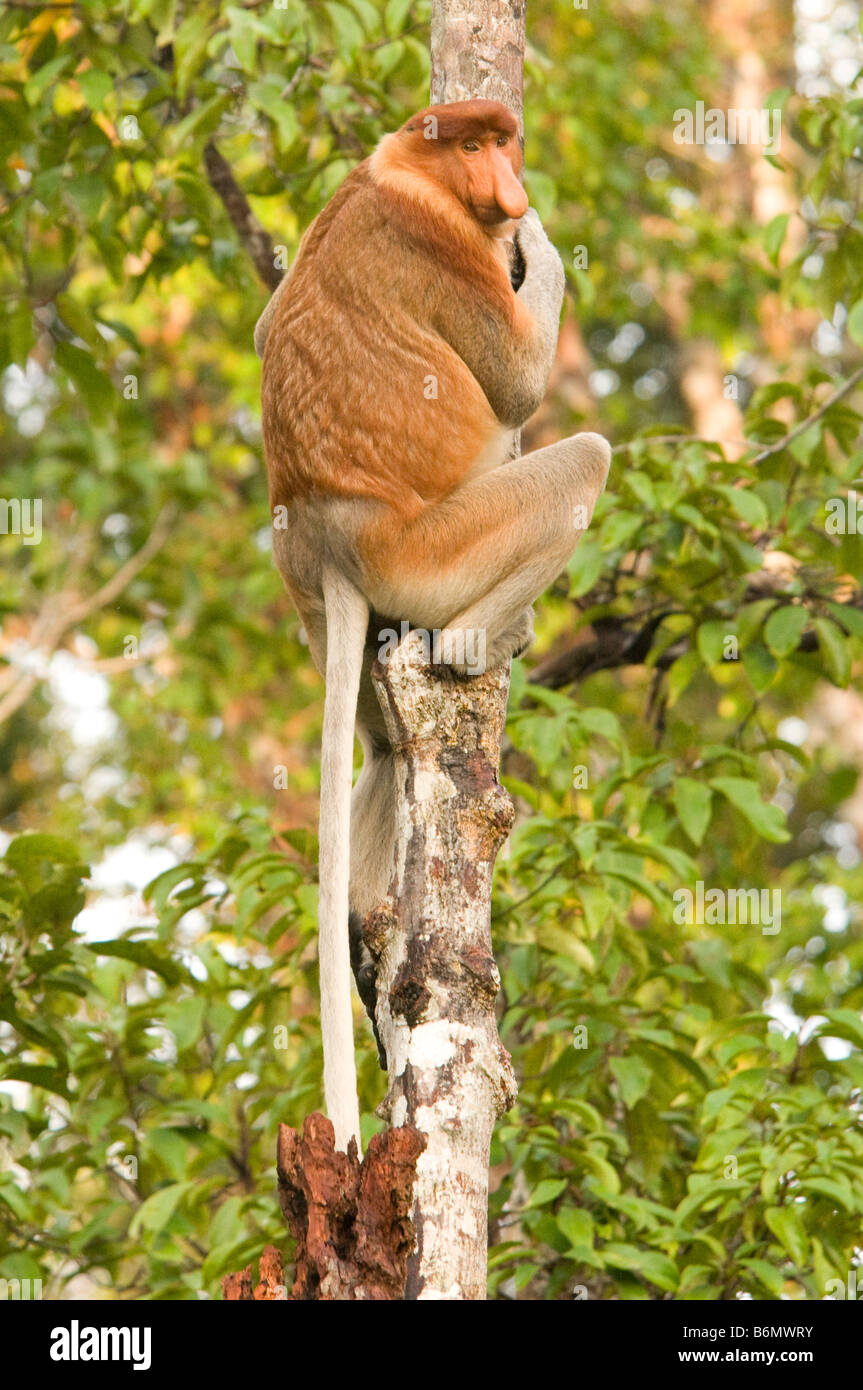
363,635 -> 518,1300
430,0 -> 525,118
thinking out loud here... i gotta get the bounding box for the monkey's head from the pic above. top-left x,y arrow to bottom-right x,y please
389,100 -> 529,228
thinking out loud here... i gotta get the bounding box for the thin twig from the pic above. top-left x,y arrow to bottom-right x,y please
0,505 -> 176,728
749,365 -> 863,465
612,367 -> 863,464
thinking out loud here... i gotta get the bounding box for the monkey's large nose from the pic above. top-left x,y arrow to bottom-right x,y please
488,150 -> 529,220
493,184 -> 529,220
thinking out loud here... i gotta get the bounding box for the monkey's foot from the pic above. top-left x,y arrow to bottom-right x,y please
433,606 -> 535,676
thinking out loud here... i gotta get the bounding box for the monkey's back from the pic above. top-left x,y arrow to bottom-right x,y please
261,162 -> 501,520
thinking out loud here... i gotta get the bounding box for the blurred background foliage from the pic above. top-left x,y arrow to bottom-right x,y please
1,0 -> 863,1300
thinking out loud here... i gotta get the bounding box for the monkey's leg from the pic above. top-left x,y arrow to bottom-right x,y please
363,431 -> 611,672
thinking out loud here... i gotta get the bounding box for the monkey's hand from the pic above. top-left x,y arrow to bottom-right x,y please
514,208 -> 566,342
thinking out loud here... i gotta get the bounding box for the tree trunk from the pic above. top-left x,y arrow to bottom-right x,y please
366,635 -> 518,1300
357,4 -> 527,1299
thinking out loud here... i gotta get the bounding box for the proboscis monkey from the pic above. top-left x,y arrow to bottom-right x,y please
256,100 -> 611,1151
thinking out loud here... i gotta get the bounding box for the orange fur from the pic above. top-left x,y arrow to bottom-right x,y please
256,103 -> 611,1152
261,102 -> 531,530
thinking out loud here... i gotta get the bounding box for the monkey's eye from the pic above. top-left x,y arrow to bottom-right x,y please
461,140 -> 480,153
496,135 -> 509,147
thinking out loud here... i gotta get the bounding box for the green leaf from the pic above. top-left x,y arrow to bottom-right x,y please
84,939 -> 183,986
813,617 -> 851,687
689,939 -> 731,988
5,833 -> 86,872
601,1243 -> 679,1292
385,0 -> 412,34
848,299 -> 863,349
798,1177 -> 859,1213
712,484 -> 769,528
326,1 -> 364,54
209,1194 -> 246,1246
575,883 -> 613,936
77,70 -> 114,109
55,341 -> 114,424
710,777 -> 790,842
742,641 -> 778,693
667,648 -> 701,706
741,1258 -> 786,1297
162,995 -> 206,1049
765,1206 -> 808,1265
24,54 -> 71,105
147,1128 -> 189,1181
580,1150 -> 621,1195
737,599 -> 775,649
0,1065 -> 69,1098
568,538 -> 603,596
609,1056 -> 652,1109
821,1009 -> 863,1048
625,471 -> 656,509
672,777 -> 713,847
764,603 -> 808,657
577,707 -> 621,743
247,79 -> 299,150
557,1206 -> 594,1248
169,93 -> 232,153
527,1178 -> 568,1207
601,509 -> 643,550
763,212 -> 790,266
129,1182 -> 194,1237
173,10 -> 211,102
826,602 -> 863,640
696,620 -> 728,665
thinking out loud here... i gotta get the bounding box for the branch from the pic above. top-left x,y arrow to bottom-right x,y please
0,505 -> 176,728
529,612 -> 671,687
529,594 -> 861,691
612,366 -> 863,464
611,434 -> 750,454
749,365 -> 863,465
203,142 -> 283,292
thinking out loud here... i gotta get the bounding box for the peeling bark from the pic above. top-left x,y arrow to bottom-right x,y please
275,1114 -> 426,1300
222,1118 -> 425,1301
222,1246 -> 285,1301
364,635 -> 518,1300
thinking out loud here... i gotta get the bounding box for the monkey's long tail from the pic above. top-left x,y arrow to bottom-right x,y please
319,567 -> 368,1153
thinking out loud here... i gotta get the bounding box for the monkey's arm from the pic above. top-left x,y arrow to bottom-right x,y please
432,209 -> 565,427
254,269 -> 294,358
